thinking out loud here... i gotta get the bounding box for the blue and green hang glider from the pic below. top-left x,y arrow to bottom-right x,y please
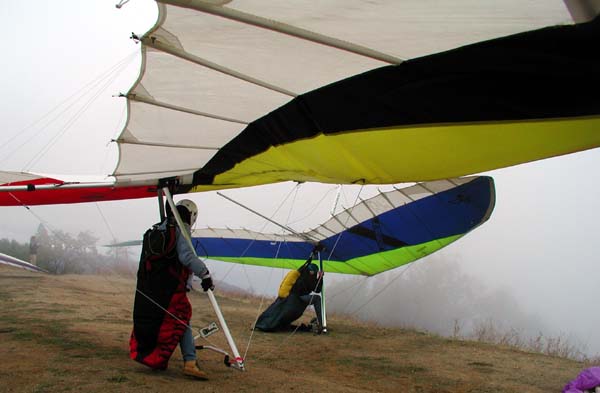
103,176 -> 494,275
191,176 -> 494,276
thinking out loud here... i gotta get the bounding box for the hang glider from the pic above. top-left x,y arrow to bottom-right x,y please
2,2 -> 599,205
0,171 -> 159,206
120,2 -> 599,193
0,252 -> 47,274
190,176 -> 494,276
104,240 -> 143,248
188,14 -> 600,190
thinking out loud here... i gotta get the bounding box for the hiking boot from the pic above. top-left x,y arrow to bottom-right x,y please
183,360 -> 209,380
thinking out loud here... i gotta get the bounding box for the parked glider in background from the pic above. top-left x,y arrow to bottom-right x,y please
0,252 -> 47,274
192,176 -> 495,276
101,176 -> 496,275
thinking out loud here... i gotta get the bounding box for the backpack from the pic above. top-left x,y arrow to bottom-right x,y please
278,270 -> 301,298
277,257 -> 315,298
140,219 -> 178,271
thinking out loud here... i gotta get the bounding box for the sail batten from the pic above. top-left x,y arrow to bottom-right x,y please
159,0 -> 405,64
127,93 -> 249,124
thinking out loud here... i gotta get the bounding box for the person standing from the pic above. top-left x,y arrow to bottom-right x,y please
129,199 -> 214,380
29,236 -> 38,266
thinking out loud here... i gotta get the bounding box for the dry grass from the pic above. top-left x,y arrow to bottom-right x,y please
0,265 -> 589,393
469,319 -> 585,360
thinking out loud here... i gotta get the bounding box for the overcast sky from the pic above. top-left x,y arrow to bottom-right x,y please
1,1 -> 599,356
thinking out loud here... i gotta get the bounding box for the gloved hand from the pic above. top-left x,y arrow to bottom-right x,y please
200,271 -> 214,292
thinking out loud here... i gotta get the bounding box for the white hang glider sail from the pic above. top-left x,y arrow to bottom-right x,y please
115,0 -> 600,191
2,1 -> 599,203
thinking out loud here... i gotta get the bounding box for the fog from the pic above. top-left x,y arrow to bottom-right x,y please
325,258 -> 589,359
1,1 -> 599,359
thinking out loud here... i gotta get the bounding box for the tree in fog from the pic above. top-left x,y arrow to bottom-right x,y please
327,256 -> 546,339
24,225 -> 135,274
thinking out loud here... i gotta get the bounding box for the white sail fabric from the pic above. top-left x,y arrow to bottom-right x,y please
191,176 -> 480,242
192,227 -> 303,243
114,0 -> 574,183
0,171 -> 45,185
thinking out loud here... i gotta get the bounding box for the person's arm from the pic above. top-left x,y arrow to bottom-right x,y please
175,224 -> 208,277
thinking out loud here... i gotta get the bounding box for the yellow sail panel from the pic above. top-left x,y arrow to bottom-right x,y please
190,116 -> 600,190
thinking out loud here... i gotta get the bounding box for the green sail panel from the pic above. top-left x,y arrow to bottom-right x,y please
199,234 -> 461,276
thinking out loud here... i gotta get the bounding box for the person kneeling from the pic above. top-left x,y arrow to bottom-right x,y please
254,253 -> 323,333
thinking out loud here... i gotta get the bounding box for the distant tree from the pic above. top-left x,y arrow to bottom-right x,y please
32,225 -> 119,274
0,238 -> 29,261
1,226 -> 136,275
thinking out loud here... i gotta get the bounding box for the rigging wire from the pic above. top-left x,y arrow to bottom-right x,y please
0,50 -> 139,169
94,203 -> 117,244
281,183 -> 301,270
100,104 -> 128,174
22,54 -> 137,172
135,287 -> 221,349
330,184 -> 342,216
327,276 -> 365,301
347,264 -> 416,317
250,185 -> 368,361
286,184 -> 339,226
10,191 -> 221,348
323,183 -> 365,270
89,209 -> 215,342
346,181 -> 465,317
216,183 -> 302,284
187,183 -> 306,362
242,266 -> 275,362
250,271 -> 325,364
334,277 -> 370,313
7,193 -> 64,237
238,183 -> 306,361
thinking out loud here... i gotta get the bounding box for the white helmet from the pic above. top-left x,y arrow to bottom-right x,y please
176,199 -> 198,226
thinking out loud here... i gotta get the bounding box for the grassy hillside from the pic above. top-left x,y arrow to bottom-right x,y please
0,265 -> 587,392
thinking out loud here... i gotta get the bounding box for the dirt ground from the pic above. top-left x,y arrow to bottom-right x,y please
0,265 -> 588,392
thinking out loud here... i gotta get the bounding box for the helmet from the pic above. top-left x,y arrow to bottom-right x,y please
307,263 -> 319,274
176,199 -> 198,226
